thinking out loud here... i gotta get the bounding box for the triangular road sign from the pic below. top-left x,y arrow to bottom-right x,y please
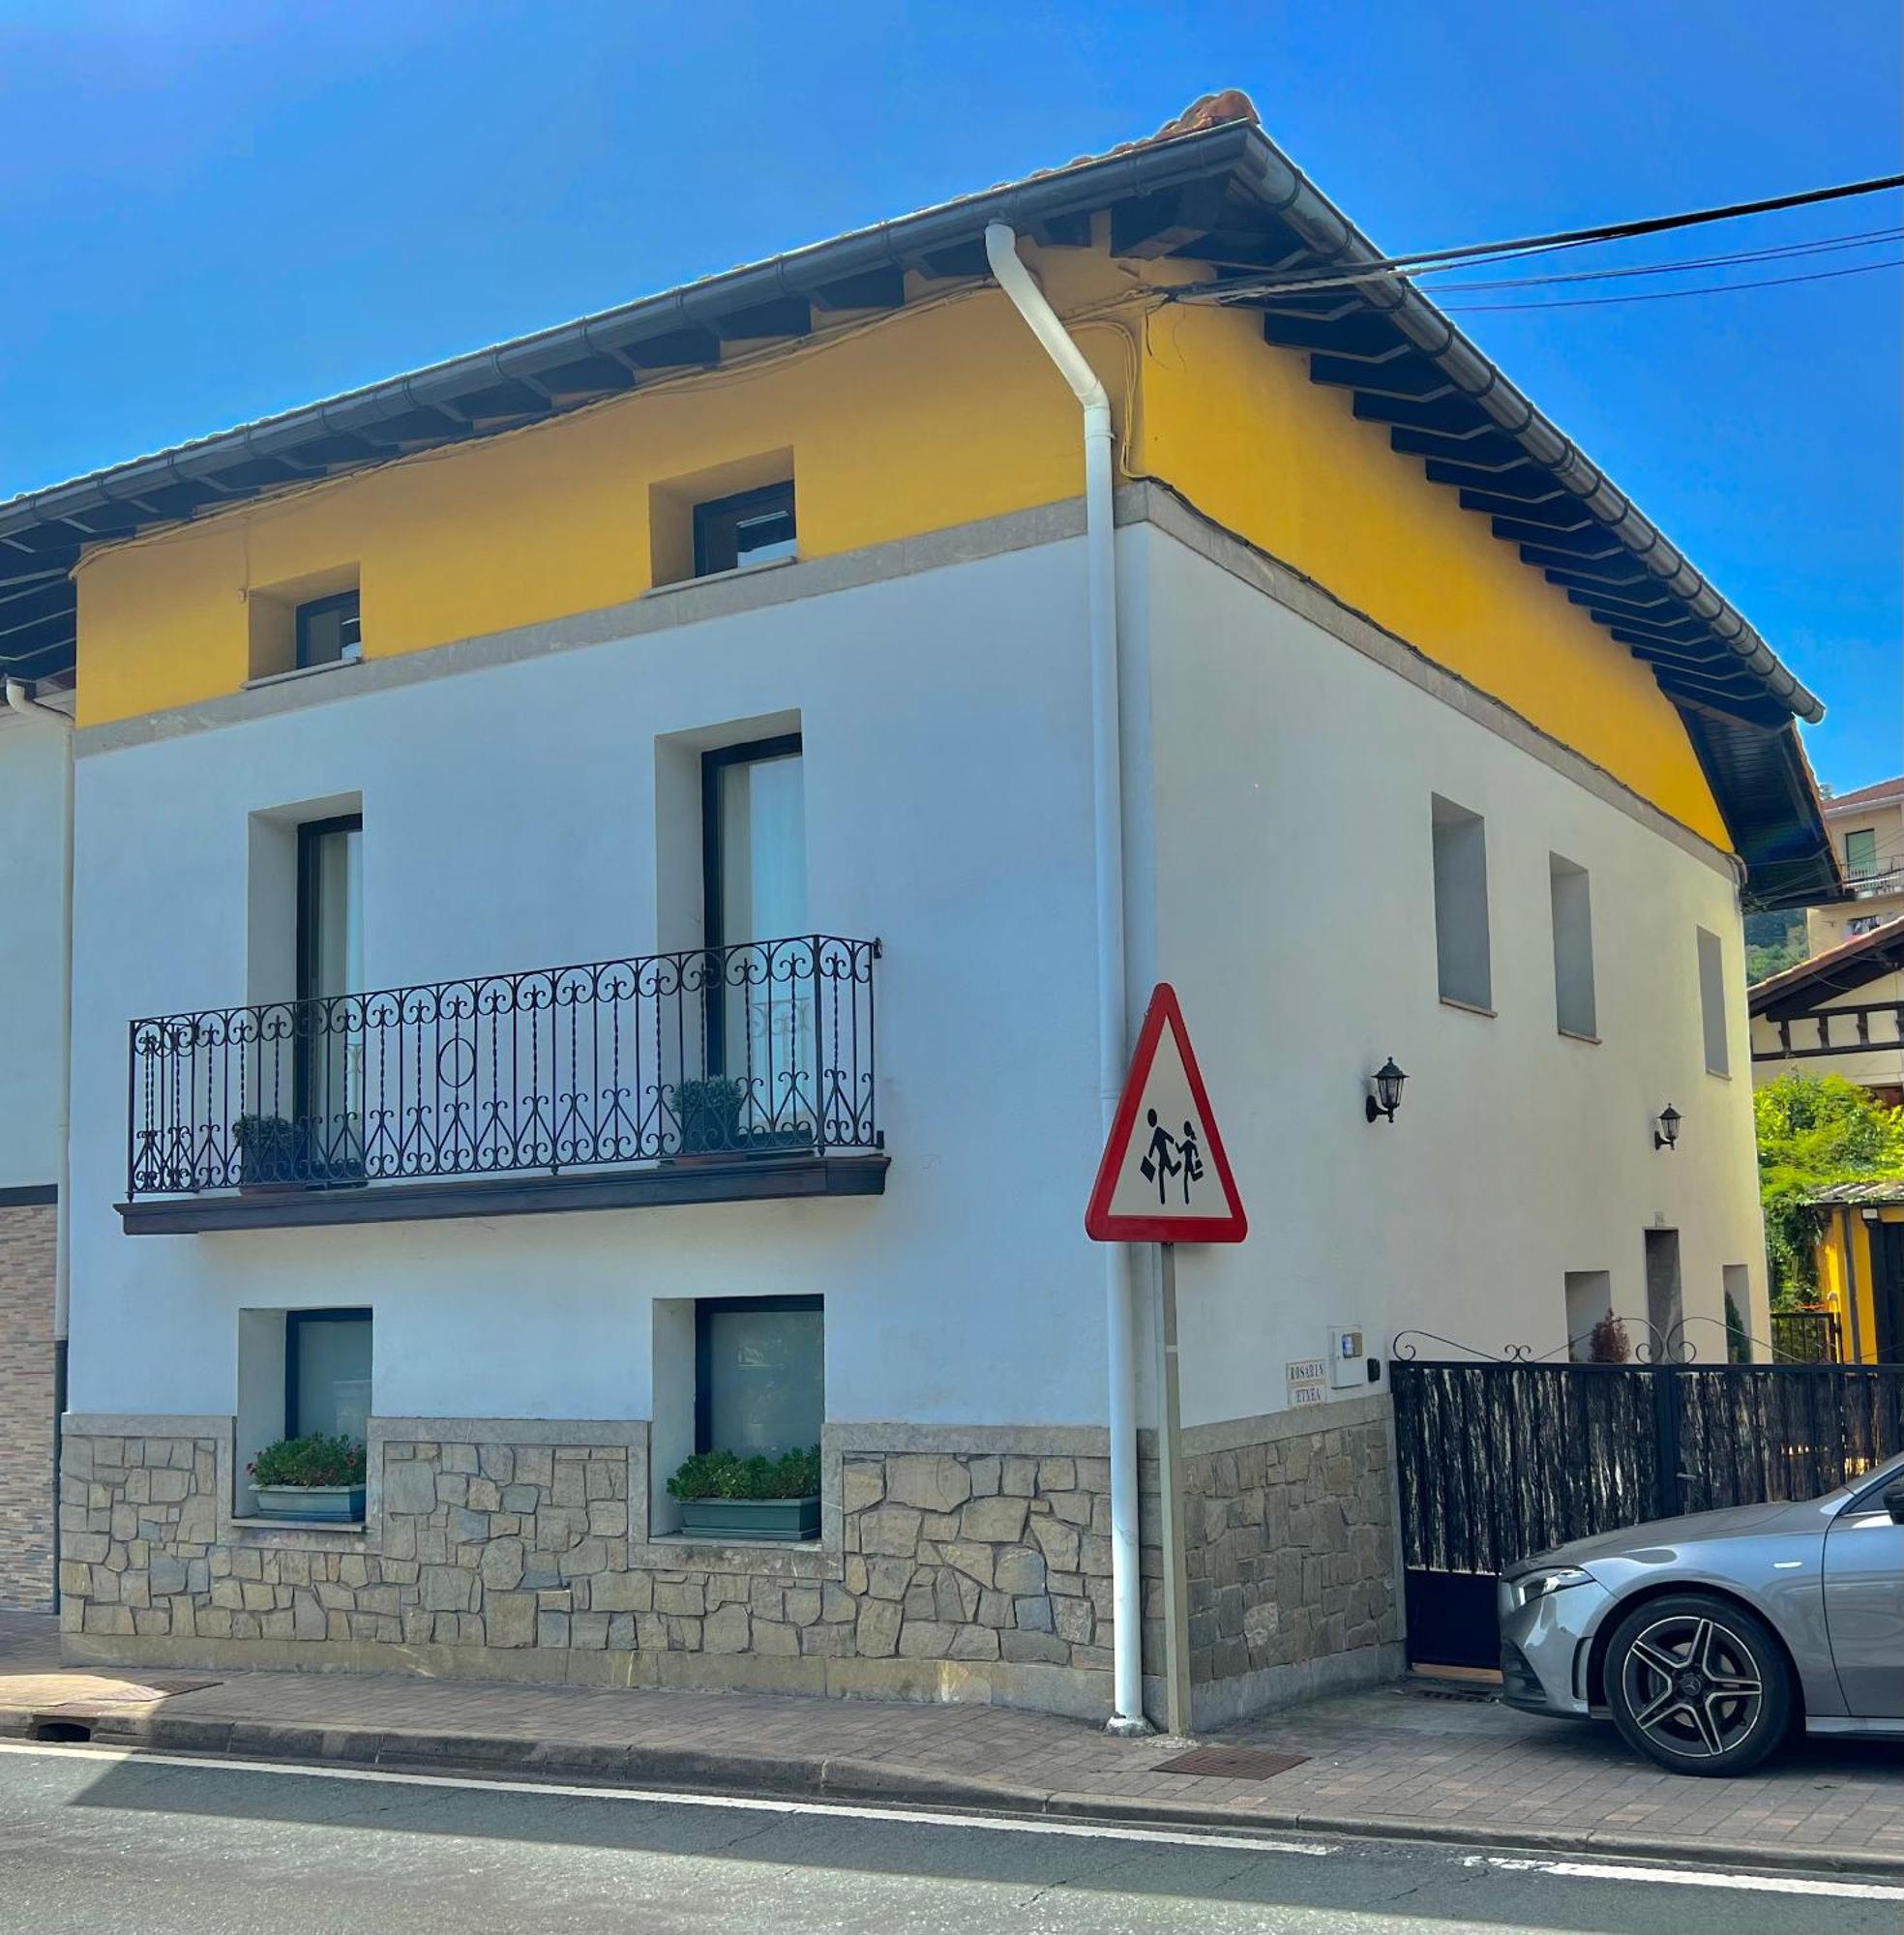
1086,983 -> 1247,1244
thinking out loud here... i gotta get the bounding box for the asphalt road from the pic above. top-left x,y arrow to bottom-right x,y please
2,1740 -> 1901,1934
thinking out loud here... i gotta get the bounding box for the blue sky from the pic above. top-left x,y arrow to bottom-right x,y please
2,1 -> 1897,785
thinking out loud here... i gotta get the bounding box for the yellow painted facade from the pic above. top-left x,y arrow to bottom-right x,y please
1813,1203 -> 1902,1363
73,241 -> 1729,848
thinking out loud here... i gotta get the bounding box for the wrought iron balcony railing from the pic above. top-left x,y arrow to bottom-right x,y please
128,936 -> 879,1199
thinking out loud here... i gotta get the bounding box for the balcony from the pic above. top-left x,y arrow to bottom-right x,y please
120,936 -> 884,1234
1845,859 -> 1904,900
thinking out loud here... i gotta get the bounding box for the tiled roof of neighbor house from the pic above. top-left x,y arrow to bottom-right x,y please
1823,775 -> 1904,814
1800,1177 -> 1904,1206
1750,913 -> 1904,1016
0,92 -> 1837,905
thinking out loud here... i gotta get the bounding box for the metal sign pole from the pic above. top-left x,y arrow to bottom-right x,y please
1155,1240 -> 1192,1737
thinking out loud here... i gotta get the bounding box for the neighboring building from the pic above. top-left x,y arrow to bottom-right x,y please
0,682 -> 71,1609
1750,920 -> 1904,1111
4,99 -> 1838,1727
1808,776 -> 1904,952
1803,1180 -> 1904,1366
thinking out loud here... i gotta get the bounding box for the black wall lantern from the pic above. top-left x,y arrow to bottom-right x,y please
1365,1057 -> 1408,1124
1654,1104 -> 1681,1150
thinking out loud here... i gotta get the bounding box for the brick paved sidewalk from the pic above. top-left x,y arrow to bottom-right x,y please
2,1612 -> 1899,1873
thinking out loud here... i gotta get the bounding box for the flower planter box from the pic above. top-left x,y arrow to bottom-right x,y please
676,1494 -> 819,1542
251,1483 -> 365,1525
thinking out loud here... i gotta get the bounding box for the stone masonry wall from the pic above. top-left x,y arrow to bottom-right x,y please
60,1429 -> 1115,1703
0,1203 -> 56,1610
1166,1403 -> 1401,1721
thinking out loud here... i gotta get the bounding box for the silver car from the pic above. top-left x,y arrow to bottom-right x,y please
1499,1449 -> 1904,1773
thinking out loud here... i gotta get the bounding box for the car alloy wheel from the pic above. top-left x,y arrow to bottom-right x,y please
1605,1593 -> 1791,1775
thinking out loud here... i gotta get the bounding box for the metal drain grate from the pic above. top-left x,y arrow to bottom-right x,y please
1151,1746 -> 1308,1779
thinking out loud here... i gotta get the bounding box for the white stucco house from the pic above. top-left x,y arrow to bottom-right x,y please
5,99 -> 1838,1728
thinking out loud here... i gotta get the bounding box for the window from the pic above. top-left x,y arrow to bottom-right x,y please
1563,1270 -> 1613,1361
1845,827 -> 1878,879
1549,854 -> 1596,1038
1849,913 -> 1887,938
694,1296 -> 822,1458
1431,795 -> 1492,1011
1722,1264 -> 1753,1364
297,816 -> 364,1176
286,1308 -> 373,1440
1696,926 -> 1730,1075
693,481 -> 796,578
702,735 -> 808,1094
295,589 -> 362,669
235,1305 -> 372,1516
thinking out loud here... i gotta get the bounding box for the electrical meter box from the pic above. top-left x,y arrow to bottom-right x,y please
1329,1326 -> 1366,1388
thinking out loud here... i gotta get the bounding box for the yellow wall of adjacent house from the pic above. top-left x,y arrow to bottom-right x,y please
1812,1205 -> 1900,1364
1133,294 -> 1729,847
71,239 -> 1731,849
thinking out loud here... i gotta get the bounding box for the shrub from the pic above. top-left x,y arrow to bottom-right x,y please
1756,1074 -> 1904,1301
249,1434 -> 366,1488
667,1445 -> 820,1502
1587,1311 -> 1631,1364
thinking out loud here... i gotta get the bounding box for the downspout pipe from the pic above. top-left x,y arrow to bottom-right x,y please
983,224 -> 1148,1736
6,678 -> 74,1607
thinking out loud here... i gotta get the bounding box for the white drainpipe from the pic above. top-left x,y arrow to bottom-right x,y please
6,678 -> 74,1599
984,224 -> 1147,1735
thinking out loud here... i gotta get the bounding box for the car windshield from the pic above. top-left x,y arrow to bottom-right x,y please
1825,1447 -> 1904,1507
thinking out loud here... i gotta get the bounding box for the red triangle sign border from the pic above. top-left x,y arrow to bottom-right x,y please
1086,983 -> 1248,1244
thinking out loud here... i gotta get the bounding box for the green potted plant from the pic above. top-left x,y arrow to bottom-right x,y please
248,1433 -> 367,1523
233,1113 -> 299,1188
667,1445 -> 820,1541
672,1076 -> 748,1156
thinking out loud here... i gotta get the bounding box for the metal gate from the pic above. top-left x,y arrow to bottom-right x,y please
1389,1354 -> 1904,1669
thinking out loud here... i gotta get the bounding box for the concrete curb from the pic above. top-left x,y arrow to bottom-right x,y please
5,1703 -> 1902,1880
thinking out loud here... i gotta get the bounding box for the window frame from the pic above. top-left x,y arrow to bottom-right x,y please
1844,827 -> 1878,877
293,588 -> 363,670
692,481 -> 796,579
283,1306 -> 373,1439
693,1294 -> 823,1457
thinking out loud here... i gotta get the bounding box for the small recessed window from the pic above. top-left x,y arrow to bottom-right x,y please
1845,828 -> 1878,878
295,589 -> 362,669
1431,795 -> 1492,1011
1549,854 -> 1596,1038
695,1295 -> 822,1458
1697,926 -> 1730,1075
693,482 -> 796,578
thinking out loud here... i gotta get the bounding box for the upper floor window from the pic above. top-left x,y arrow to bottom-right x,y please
1697,926 -> 1730,1076
1844,827 -> 1878,878
295,589 -> 362,670
1431,795 -> 1492,1012
694,482 -> 796,578
1549,854 -> 1596,1039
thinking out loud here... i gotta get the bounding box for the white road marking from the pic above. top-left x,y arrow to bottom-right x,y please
0,1739 -> 1330,1857
1470,1854 -> 1904,1901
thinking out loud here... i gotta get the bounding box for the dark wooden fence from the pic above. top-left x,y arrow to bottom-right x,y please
1769,1308 -> 1841,1363
1389,1357 -> 1904,1668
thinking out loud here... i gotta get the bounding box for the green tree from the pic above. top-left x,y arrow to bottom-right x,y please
1755,1074 -> 1904,1301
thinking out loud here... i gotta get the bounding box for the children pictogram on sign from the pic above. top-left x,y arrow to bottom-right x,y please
1086,984 -> 1246,1244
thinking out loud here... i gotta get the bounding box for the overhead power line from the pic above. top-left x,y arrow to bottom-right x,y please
1441,254 -> 1902,313
1170,169 -> 1904,307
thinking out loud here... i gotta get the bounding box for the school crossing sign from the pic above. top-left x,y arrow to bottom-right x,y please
1086,983 -> 1246,1244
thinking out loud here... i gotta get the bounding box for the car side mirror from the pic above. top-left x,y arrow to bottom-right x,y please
1885,1485 -> 1904,1527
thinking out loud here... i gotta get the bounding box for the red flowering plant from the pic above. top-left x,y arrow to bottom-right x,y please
248,1434 -> 367,1488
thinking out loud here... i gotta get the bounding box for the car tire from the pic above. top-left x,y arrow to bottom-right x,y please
1604,1593 -> 1793,1776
